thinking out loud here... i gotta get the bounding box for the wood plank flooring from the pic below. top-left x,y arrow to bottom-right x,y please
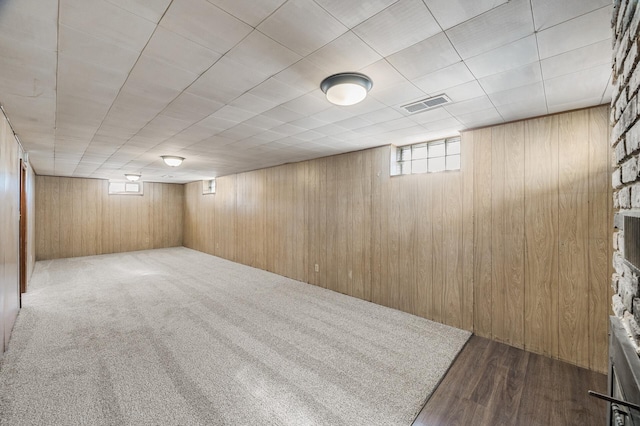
414,335 -> 607,425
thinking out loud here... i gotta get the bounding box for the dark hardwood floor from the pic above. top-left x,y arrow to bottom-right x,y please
414,336 -> 608,425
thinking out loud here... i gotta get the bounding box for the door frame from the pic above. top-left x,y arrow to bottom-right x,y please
19,158 -> 27,302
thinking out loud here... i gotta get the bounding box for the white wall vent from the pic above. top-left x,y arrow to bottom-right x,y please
401,94 -> 451,114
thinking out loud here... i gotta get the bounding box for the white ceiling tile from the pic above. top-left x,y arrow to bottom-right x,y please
160,0 -> 252,54
270,123 -> 307,136
60,0 -> 156,52
457,107 -> 504,128
360,59 -> 408,91
257,0 -> 347,56
464,35 -> 539,79
531,0 -> 611,31
438,80 -> 486,103
407,107 -> 453,124
186,57 -> 265,103
229,93 -> 279,115
313,0 -> 398,28
544,63 -> 612,108
1,94 -> 55,132
59,24 -> 139,74
289,116 -> 329,130
313,106 -> 357,123
343,97 -> 387,115
0,38 -> 57,97
334,116 -> 375,131
281,93 -> 330,117
142,27 -> 222,74
370,80 -> 426,107
419,116 -> 462,133
315,124 -> 351,137
171,125 -> 219,143
218,124 -> 264,140
104,0 -> 172,22
359,106 -> 405,123
0,0 -> 57,50
296,130 -> 324,141
412,62 -> 475,94
131,58 -> 197,96
541,39 -> 611,80
488,81 -> 546,107
225,30 -> 301,78
353,0 -> 440,56
307,31 -> 382,74
536,6 -> 612,59
206,0 -> 287,26
478,62 -> 542,94
162,92 -> 224,122
210,105 -> 257,123
444,95 -> 494,116
423,0 -> 508,30
262,105 -> 307,123
547,97 -> 605,114
445,0 -> 534,59
272,59 -> 331,93
248,78 -> 307,106
387,32 -> 461,79
496,101 -> 548,122
242,115 -> 286,131
57,56 -> 127,98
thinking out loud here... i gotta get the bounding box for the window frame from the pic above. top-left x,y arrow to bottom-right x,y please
392,136 -> 461,176
108,181 -> 144,195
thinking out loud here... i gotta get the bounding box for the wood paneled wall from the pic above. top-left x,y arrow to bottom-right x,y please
470,107 -> 612,372
0,110 -> 21,352
36,177 -> 184,260
184,105 -> 611,372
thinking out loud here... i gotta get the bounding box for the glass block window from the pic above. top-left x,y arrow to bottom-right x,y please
108,181 -> 143,195
396,137 -> 461,175
203,178 -> 216,195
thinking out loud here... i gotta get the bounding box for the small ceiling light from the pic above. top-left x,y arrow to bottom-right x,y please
161,155 -> 184,167
124,173 -> 141,181
320,72 -> 373,106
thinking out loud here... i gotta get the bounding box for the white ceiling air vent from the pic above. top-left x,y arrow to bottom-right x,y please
401,94 -> 451,114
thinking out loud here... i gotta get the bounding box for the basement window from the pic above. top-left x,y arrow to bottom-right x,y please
108,181 -> 143,195
393,137 -> 460,176
203,178 -> 216,195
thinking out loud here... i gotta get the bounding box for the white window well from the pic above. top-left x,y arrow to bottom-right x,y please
392,137 -> 461,176
109,181 -> 143,195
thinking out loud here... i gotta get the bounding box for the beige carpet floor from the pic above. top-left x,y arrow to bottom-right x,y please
0,247 -> 470,425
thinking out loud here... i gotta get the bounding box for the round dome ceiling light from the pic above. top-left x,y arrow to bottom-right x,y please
161,155 -> 185,167
124,173 -> 141,181
320,72 -> 373,106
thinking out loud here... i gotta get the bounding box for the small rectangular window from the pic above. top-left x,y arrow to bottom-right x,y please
109,181 -> 143,195
203,178 -> 216,195
392,136 -> 461,176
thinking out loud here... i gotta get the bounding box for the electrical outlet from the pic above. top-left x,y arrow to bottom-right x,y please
314,264 -> 319,272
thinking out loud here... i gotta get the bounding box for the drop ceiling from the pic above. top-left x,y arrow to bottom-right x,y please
0,0 -> 613,183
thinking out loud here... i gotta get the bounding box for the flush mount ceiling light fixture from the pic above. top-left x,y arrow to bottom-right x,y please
161,155 -> 184,167
320,72 -> 373,106
124,173 -> 141,181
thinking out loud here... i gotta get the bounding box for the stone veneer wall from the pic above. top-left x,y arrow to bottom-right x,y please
612,0 -> 640,349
